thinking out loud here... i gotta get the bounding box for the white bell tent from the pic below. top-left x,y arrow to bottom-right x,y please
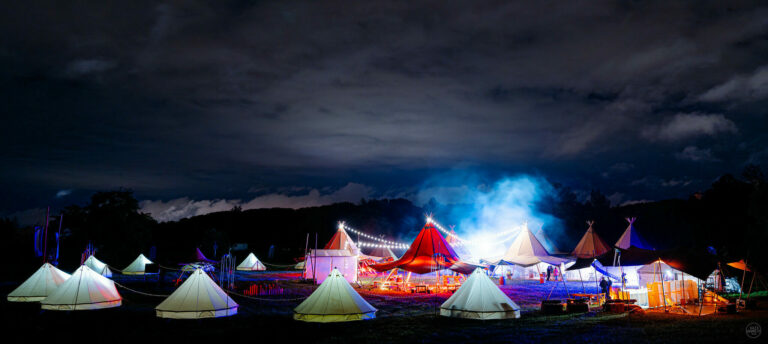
294,268 -> 376,322
122,254 -> 154,275
84,255 -> 113,277
7,263 -> 71,302
440,268 -> 520,320
236,253 -> 266,271
41,265 -> 121,310
155,268 -> 238,319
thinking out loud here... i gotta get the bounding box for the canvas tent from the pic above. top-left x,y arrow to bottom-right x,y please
615,217 -> 651,250
294,268 -> 376,322
7,263 -> 71,302
122,254 -> 154,275
325,223 -> 360,255
572,221 -> 610,259
303,249 -> 358,283
496,223 -> 569,267
237,253 -> 266,271
365,246 -> 398,261
372,221 -> 463,274
156,268 -> 238,319
84,255 -> 113,277
440,268 -> 520,320
41,265 -> 121,310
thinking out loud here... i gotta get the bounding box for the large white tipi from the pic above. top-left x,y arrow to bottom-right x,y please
294,268 -> 376,322
441,268 -> 521,320
236,253 -> 266,271
84,255 -> 113,277
614,217 -> 651,250
7,263 -> 71,302
155,268 -> 238,319
41,265 -> 121,310
122,254 -> 154,275
498,223 -> 569,266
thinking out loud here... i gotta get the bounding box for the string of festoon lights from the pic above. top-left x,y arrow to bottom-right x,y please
339,222 -> 410,249
426,216 -> 469,244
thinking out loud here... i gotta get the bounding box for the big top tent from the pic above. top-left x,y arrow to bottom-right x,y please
372,220 -> 462,274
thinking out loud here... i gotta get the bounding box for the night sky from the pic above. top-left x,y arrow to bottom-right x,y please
2,1 -> 767,223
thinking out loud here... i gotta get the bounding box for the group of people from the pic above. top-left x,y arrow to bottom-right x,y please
545,265 -> 561,281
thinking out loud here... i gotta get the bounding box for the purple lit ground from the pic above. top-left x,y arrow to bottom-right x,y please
1,271 -> 765,343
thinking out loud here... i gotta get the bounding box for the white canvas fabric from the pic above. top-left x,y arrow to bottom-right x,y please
41,265 -> 121,310
294,268 -> 376,322
499,224 -> 569,266
156,268 -> 238,319
7,263 -> 71,302
441,268 -> 520,319
236,253 -> 266,271
122,254 -> 153,275
84,255 -> 113,277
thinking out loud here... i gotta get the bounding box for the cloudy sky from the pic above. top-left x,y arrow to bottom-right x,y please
2,1 -> 767,222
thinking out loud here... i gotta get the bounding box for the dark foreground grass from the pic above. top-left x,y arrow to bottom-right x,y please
1,273 -> 766,344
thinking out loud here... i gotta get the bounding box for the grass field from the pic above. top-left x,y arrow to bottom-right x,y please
1,271 -> 766,343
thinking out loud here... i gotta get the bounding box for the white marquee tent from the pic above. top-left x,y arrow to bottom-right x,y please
41,265 -> 121,310
440,268 -> 520,320
7,263 -> 71,302
122,254 -> 154,275
155,268 -> 238,319
294,268 -> 376,322
84,255 -> 113,277
236,253 -> 266,271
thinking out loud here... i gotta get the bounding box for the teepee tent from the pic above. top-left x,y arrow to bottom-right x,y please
615,217 -> 651,250
236,253 -> 266,271
84,255 -> 113,277
325,223 -> 360,255
294,268 -> 376,322
122,254 -> 154,275
498,223 -> 569,266
7,263 -> 71,302
156,268 -> 238,319
572,221 -> 611,258
441,268 -> 520,320
41,265 -> 121,310
366,246 -> 397,261
372,220 -> 461,274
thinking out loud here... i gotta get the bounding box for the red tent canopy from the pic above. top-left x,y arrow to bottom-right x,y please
372,222 -> 460,274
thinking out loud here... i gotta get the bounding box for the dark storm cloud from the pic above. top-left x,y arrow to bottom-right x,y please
2,0 -> 768,217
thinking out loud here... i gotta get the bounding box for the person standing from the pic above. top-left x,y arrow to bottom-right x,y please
546,265 -> 553,281
600,277 -> 611,301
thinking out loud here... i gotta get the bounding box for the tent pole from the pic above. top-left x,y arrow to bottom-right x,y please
746,270 -> 755,301
658,260 -> 667,312
738,260 -> 747,306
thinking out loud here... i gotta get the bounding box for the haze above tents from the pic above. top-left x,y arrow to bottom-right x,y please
122,254 -> 154,275
41,265 -> 121,310
294,268 -> 376,322
572,221 -> 611,259
236,253 -> 266,271
441,268 -> 520,320
496,223 -> 569,266
615,217 -> 652,250
372,220 -> 462,274
84,255 -> 113,277
7,263 -> 71,302
156,268 -> 238,319
445,228 -> 473,261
